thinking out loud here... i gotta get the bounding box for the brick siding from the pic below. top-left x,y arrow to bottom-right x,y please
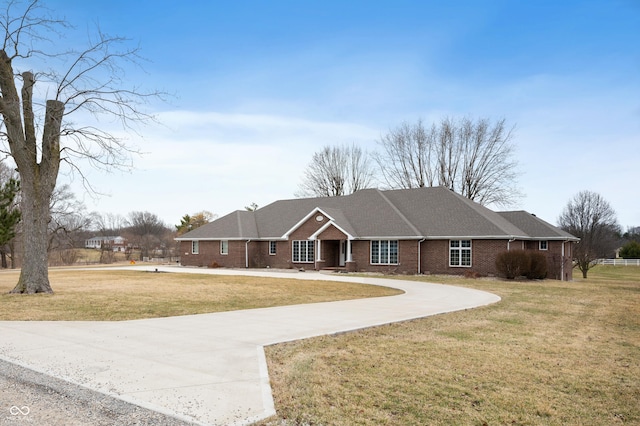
180,240 -> 246,268
181,235 -> 574,280
318,224 -> 347,240
346,240 -> 418,275
421,239 -> 573,279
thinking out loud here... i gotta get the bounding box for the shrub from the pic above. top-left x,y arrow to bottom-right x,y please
100,249 -> 115,264
58,249 -> 80,266
496,250 -> 530,279
619,241 -> 640,259
526,252 -> 548,280
464,270 -> 482,279
496,250 -> 550,280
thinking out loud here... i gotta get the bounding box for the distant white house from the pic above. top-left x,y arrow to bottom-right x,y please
85,236 -> 128,252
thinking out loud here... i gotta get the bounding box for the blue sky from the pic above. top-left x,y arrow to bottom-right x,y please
43,0 -> 639,228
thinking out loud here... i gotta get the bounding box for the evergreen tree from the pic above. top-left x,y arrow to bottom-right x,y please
619,241 -> 640,259
0,178 -> 21,268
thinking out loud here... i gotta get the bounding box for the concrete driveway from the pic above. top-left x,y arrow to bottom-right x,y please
0,266 -> 500,425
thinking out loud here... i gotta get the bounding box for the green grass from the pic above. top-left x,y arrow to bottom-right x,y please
260,266 -> 640,425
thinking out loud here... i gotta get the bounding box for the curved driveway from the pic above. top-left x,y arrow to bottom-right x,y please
0,266 -> 500,425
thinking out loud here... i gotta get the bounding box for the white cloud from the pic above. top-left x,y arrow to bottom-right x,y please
64,110 -> 381,224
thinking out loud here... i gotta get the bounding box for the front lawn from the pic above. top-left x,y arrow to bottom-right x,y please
0,269 -> 401,321
261,266 -> 640,425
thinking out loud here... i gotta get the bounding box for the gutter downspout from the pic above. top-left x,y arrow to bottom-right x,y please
245,240 -> 251,268
507,237 -> 517,251
561,239 -> 566,281
417,238 -> 426,274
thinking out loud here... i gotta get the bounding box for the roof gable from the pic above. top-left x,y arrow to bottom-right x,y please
310,220 -> 353,240
282,207 -> 337,238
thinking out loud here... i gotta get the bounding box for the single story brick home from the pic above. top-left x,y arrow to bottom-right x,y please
176,187 -> 579,280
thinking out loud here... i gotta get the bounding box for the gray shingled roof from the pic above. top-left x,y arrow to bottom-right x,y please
176,187 -> 577,241
178,210 -> 257,240
383,187 -> 526,238
498,211 -> 579,240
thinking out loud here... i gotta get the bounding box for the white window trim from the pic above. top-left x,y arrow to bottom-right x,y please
269,241 -> 277,255
220,240 -> 229,255
449,240 -> 472,267
539,240 -> 548,251
191,241 -> 199,255
370,240 -> 399,265
292,240 -> 314,263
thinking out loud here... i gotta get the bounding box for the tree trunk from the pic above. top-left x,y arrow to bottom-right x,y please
577,259 -> 589,279
9,98 -> 64,294
9,241 -> 16,269
0,56 -> 64,293
11,184 -> 53,293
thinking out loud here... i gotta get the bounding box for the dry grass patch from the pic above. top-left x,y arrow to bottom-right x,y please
261,266 -> 640,425
0,269 -> 401,321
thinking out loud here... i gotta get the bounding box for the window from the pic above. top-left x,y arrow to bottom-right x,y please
539,240 -> 548,251
191,241 -> 199,254
269,241 -> 277,255
450,240 -> 472,267
220,240 -> 228,255
371,240 -> 399,264
292,240 -> 314,263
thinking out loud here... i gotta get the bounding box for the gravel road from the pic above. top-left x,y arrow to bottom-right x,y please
0,359 -> 193,425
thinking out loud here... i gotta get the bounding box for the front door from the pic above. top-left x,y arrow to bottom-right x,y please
339,240 -> 346,266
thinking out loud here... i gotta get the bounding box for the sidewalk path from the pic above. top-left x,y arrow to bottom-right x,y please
0,266 -> 500,425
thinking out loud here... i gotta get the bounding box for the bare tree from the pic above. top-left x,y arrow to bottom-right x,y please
297,143 -> 374,197
436,118 -> 459,190
125,211 -> 169,260
558,190 -> 621,278
375,119 -> 436,189
48,184 -> 90,253
375,117 -> 521,207
91,212 -> 128,235
623,226 -> 640,242
86,212 -> 128,264
0,1 -> 160,293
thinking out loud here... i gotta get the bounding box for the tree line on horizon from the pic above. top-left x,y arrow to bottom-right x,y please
0,164 -> 181,269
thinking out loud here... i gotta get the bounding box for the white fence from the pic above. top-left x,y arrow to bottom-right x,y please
596,259 -> 640,266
